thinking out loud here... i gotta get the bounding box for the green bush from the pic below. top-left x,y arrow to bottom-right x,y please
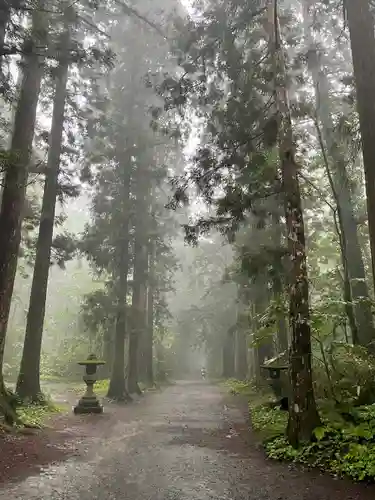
263,404 -> 375,482
251,404 -> 287,440
312,342 -> 375,404
226,378 -> 375,482
224,378 -> 255,396
17,401 -> 63,428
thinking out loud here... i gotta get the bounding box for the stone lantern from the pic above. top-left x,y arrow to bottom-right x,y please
260,351 -> 289,410
73,354 -> 105,414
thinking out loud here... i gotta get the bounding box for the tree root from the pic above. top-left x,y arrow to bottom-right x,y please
0,393 -> 21,427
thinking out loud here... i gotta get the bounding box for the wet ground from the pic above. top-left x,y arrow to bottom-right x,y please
1,380 -> 375,499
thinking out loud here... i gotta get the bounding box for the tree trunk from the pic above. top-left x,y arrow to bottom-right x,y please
267,0 -> 321,446
0,1 -> 22,66
222,328 -> 235,378
235,288 -> 248,380
16,19 -> 70,402
271,213 -> 288,352
303,2 -> 374,348
128,242 -> 147,394
127,171 -> 149,395
235,327 -> 248,380
0,5 -> 45,381
253,275 -> 273,382
136,278 -> 148,383
107,308 -> 131,401
342,263 -> 359,344
107,155 -> 132,402
346,0 -> 375,333
102,328 -> 113,378
144,239 -> 155,387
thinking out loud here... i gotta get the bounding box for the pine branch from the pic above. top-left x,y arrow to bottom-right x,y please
114,0 -> 167,40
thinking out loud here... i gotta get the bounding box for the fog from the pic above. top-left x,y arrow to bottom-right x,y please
0,4 -> 375,488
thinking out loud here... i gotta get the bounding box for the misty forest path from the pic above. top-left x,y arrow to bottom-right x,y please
1,381 -> 375,500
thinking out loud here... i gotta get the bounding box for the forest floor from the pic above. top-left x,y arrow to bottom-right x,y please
0,380 -> 374,499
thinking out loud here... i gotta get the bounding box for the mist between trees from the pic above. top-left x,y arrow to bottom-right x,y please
0,0 -> 375,473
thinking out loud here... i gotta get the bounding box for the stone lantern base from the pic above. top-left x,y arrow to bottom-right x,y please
74,395 -> 103,414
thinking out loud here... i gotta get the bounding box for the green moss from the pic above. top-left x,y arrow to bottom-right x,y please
251,404 -> 288,440
16,401 -> 64,428
94,378 -> 110,394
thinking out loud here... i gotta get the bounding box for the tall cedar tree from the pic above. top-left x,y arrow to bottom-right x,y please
16,7 -> 72,401
268,0 -> 320,446
346,0 -> 375,342
0,3 -> 46,401
303,0 -> 375,348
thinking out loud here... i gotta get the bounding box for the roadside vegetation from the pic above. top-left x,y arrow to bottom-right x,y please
226,379 -> 375,482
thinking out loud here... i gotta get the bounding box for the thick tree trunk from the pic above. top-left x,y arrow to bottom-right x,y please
346,0 -> 375,334
342,262 -> 359,344
222,328 -> 235,378
272,270 -> 288,352
107,156 -> 132,402
271,213 -> 288,352
107,309 -> 131,401
144,240 -> 155,387
0,1 -> 22,70
303,2 -> 374,348
136,280 -> 147,383
268,1 -> 320,446
16,22 -> 70,402
127,176 -> 149,394
102,330 -> 113,378
235,288 -> 248,380
235,327 -> 248,380
0,5 -> 45,378
253,275 -> 273,382
128,241 -> 147,394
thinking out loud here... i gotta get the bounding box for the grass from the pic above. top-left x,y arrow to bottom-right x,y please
223,378 -> 287,440
16,401 -> 65,429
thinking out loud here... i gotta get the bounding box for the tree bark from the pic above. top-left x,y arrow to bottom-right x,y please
136,275 -> 148,383
16,17 -> 71,402
127,168 -> 149,395
271,213 -> 288,352
107,308 -> 131,401
303,1 -> 374,348
107,155 -> 132,402
0,4 -> 45,380
235,327 -> 248,380
267,0 -> 321,446
253,274 -> 273,382
102,328 -> 113,378
144,238 -> 155,387
235,288 -> 248,380
222,327 -> 235,378
346,0 -> 375,336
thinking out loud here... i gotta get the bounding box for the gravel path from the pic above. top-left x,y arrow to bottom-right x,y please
0,380 -> 374,500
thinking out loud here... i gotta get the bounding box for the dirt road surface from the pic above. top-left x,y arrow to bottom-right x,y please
0,381 -> 374,500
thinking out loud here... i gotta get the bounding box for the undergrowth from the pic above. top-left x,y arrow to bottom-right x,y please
226,378 -> 375,482
16,401 -> 63,428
